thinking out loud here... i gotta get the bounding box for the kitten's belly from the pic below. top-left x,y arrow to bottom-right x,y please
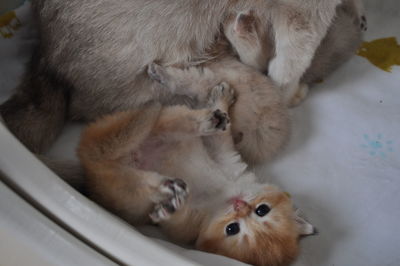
133,137 -> 227,198
132,137 -> 178,171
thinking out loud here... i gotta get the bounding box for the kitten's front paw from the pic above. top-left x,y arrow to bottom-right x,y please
150,179 -> 188,223
211,109 -> 230,130
208,82 -> 236,107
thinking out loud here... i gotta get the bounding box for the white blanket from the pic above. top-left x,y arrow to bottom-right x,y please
1,1 -> 399,265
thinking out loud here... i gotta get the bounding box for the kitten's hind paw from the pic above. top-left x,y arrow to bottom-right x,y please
150,179 -> 188,223
150,201 -> 175,223
150,195 -> 187,223
159,178 -> 188,197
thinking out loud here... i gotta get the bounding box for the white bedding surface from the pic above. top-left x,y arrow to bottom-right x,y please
1,1 -> 399,265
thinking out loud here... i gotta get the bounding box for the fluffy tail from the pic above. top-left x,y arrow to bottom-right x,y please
0,68 -> 68,154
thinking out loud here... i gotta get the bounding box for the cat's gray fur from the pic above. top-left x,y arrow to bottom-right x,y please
0,0 -> 362,153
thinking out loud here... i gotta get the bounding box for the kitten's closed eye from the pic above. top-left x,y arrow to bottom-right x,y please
225,222 -> 240,236
255,203 -> 270,217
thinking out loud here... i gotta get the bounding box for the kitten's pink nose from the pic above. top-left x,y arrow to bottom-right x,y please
233,198 -> 250,212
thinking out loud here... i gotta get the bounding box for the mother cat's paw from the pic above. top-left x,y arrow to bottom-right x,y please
150,179 -> 188,223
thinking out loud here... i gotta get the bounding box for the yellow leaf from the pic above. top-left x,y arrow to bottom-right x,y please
357,37 -> 400,72
0,11 -> 21,38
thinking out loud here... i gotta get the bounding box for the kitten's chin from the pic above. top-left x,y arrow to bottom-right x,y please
196,235 -> 299,266
196,218 -> 300,266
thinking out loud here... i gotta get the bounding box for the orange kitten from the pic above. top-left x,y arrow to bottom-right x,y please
78,81 -> 315,266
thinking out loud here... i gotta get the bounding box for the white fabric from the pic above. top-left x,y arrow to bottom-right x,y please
0,1 -> 399,265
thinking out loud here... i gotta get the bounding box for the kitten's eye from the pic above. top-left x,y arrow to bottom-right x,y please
255,204 -> 271,217
225,222 -> 240,236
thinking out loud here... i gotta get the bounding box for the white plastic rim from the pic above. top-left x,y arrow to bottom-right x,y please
0,179 -> 117,266
0,122 -> 198,266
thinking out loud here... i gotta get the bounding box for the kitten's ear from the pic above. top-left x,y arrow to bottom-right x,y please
233,10 -> 256,35
294,208 -> 317,236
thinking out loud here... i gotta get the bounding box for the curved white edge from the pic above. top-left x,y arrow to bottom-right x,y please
0,180 -> 116,266
0,123 -> 198,266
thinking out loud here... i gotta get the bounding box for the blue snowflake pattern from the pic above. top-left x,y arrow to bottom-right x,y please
361,134 -> 394,158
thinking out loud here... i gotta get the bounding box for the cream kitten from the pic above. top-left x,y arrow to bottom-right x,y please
224,0 -> 364,106
147,57 -> 290,165
78,83 -> 315,266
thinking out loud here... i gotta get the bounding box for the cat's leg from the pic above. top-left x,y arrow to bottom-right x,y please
149,178 -> 189,223
148,92 -> 235,224
79,101 -> 229,162
148,62 -> 237,109
148,62 -> 223,104
85,162 -> 189,224
151,104 -> 230,139
205,129 -> 248,178
146,105 -> 232,224
201,83 -> 248,176
78,104 -> 190,223
269,2 -> 340,106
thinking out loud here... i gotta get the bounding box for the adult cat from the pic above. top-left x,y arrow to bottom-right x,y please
0,0 -> 347,153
